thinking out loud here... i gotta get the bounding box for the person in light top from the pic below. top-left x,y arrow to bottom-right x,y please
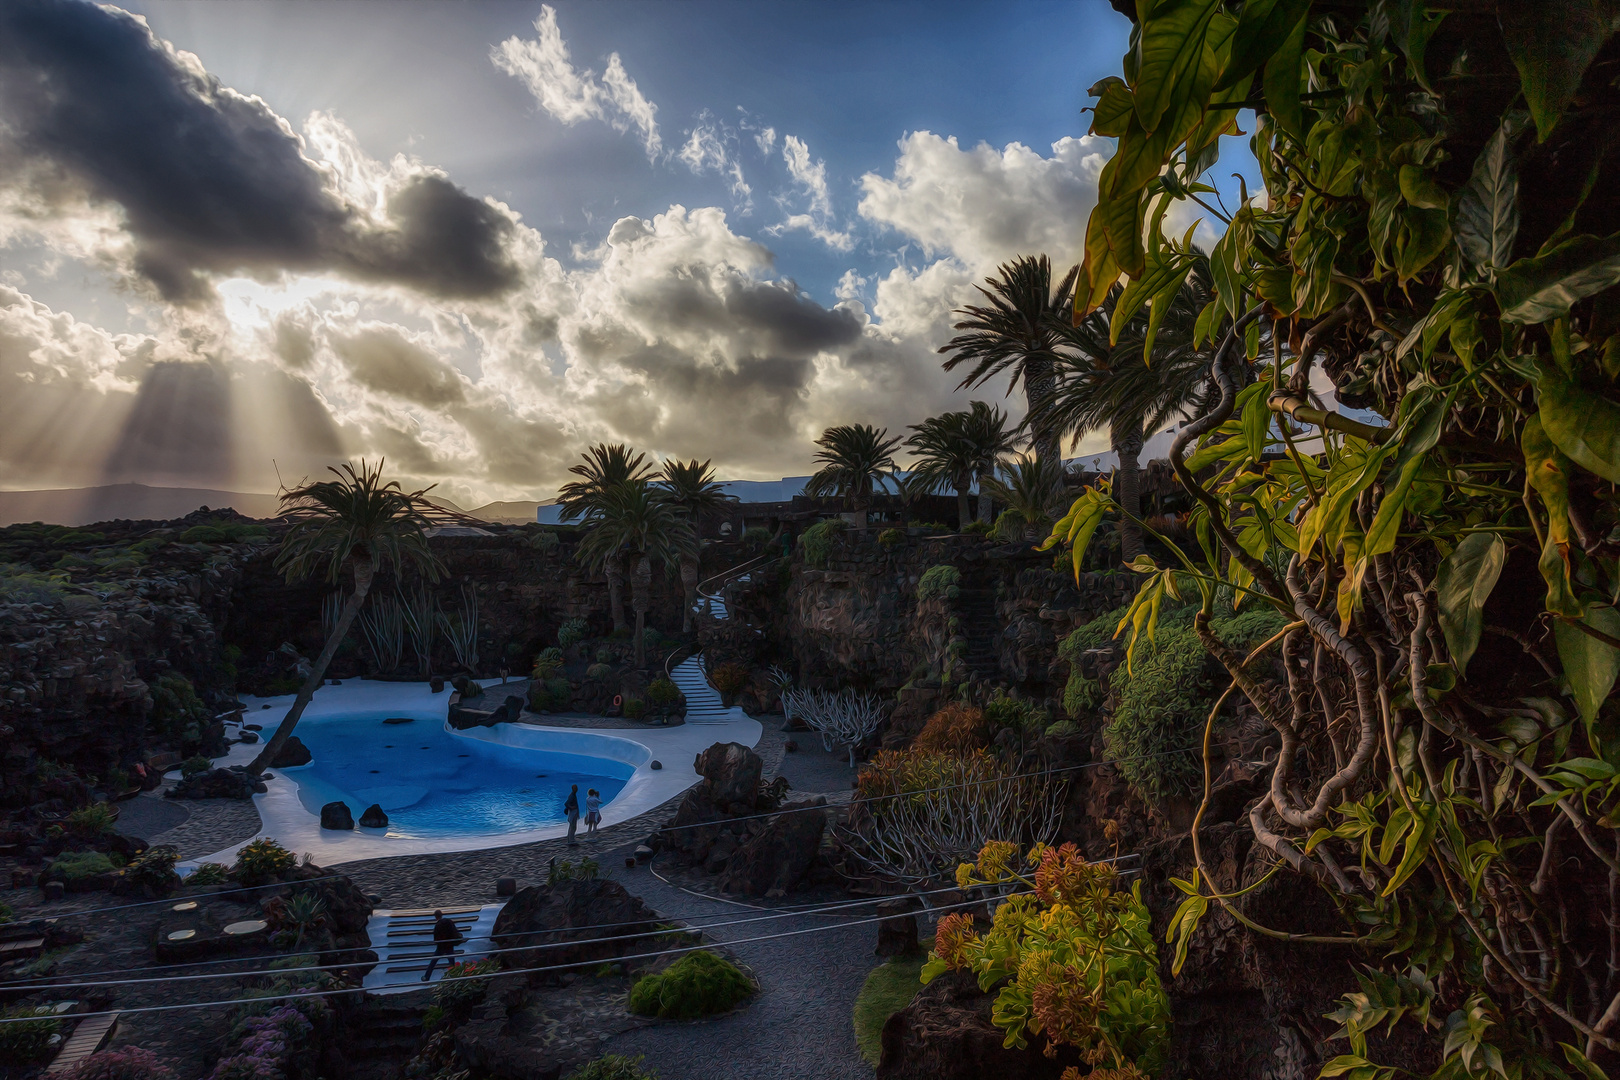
584,788 -> 602,835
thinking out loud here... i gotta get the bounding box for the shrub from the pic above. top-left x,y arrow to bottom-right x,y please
798,519 -> 845,568
623,697 -> 647,720
67,802 -> 117,837
0,1005 -> 62,1064
646,678 -> 680,706
180,755 -> 213,779
962,518 -> 994,536
187,862 -> 230,885
48,850 -> 118,884
628,951 -> 754,1019
231,838 -> 297,884
853,957 -> 925,1066
642,627 -> 664,652
119,845 -> 180,893
545,677 -> 573,710
531,647 -> 565,680
0,562 -> 69,604
913,521 -> 948,533
586,663 -> 613,681
547,858 -> 600,885
558,618 -> 589,649
0,899 -> 11,924
150,673 -> 209,746
915,565 -> 961,603
877,528 -> 905,550
983,691 -> 1047,734
594,645 -> 614,664
179,523 -> 267,545
528,529 -> 560,554
207,1005 -> 310,1080
62,1046 -> 175,1080
1045,720 -> 1082,739
1103,625 -> 1210,805
741,525 -> 773,552
912,704 -> 990,756
708,661 -> 750,696
566,1055 -> 659,1080
434,958 -> 500,1012
1062,674 -> 1103,717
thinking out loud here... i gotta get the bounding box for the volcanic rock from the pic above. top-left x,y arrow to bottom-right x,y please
269,735 -> 311,768
320,801 -> 354,830
358,803 -> 388,828
167,767 -> 262,800
878,968 -> 1082,1079
491,878 -> 661,976
717,798 -> 827,898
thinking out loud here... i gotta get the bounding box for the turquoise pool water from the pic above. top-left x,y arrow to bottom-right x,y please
283,713 -> 632,838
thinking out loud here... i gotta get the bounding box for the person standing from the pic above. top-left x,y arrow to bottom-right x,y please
421,910 -> 463,982
564,784 -> 580,846
584,788 -> 601,835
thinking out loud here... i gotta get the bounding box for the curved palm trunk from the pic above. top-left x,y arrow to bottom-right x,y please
631,553 -> 651,668
250,557 -> 374,773
976,466 -> 994,523
1024,356 -> 1061,464
679,552 -> 700,632
954,486 -> 970,531
605,552 -> 627,633
1112,417 -> 1146,563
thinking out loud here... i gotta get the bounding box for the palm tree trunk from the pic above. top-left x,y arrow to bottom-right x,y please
955,487 -> 970,531
1113,417 -> 1146,563
631,553 -> 650,668
977,466 -> 993,523
1024,355 -> 1061,464
605,551 -> 627,633
250,557 -> 374,773
679,552 -> 700,632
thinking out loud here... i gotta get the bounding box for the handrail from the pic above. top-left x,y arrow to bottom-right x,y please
664,640 -> 700,680
694,553 -> 769,602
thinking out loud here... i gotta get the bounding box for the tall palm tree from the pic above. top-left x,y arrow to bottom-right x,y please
983,454 -> 1068,542
660,458 -> 736,631
939,255 -> 1078,465
960,400 -> 1019,524
250,460 -> 447,773
1033,268 -> 1218,561
574,480 -> 697,668
903,411 -> 978,530
557,443 -> 655,632
803,424 -> 902,530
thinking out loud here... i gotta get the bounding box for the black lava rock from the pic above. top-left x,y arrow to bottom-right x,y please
320,802 -> 355,830
358,803 -> 388,828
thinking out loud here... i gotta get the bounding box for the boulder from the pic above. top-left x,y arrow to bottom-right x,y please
320,801 -> 354,830
358,803 -> 388,828
282,865 -> 374,935
717,799 -> 827,898
491,878 -> 661,975
878,968 -> 1082,1079
873,899 -> 921,957
167,767 -> 263,800
430,676 -> 445,693
693,742 -> 763,808
270,735 -> 311,768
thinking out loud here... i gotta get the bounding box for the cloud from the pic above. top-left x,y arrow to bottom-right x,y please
754,127 -> 777,155
492,5 -> 661,160
858,131 -> 1108,271
0,0 -> 525,304
678,115 -> 751,209
771,135 -> 852,251
329,323 -> 469,407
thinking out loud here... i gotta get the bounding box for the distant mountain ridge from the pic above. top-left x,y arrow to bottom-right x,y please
0,484 -> 545,528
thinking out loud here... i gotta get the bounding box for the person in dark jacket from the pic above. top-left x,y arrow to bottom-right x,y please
564,784 -> 580,846
421,910 -> 463,981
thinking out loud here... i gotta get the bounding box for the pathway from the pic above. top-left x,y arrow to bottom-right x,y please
668,656 -> 742,725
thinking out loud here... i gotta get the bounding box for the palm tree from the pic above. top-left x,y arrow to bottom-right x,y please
983,454 -> 1067,542
250,460 -> 447,773
803,424 -> 902,530
574,481 -> 697,668
903,411 -> 978,530
557,444 -> 655,632
939,255 -> 1078,465
960,400 -> 1019,524
1033,268 -> 1218,561
660,458 -> 736,631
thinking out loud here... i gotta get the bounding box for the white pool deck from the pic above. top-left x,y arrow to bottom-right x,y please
180,679 -> 759,869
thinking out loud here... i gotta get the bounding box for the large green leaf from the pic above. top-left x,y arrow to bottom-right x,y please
1524,414 -> 1583,618
1361,382 -> 1456,558
1554,604 -> 1620,730
1261,15 -> 1307,140
1452,117 -> 1521,272
1088,77 -> 1135,138
1495,231 -> 1620,324
1536,375 -> 1620,484
1500,0 -> 1612,142
1389,0 -> 1447,93
1131,0 -> 1222,134
1435,532 -> 1506,675
1215,0 -> 1310,91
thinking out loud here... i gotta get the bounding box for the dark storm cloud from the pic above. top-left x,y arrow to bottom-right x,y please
330,324 -> 469,407
622,275 -> 861,357
0,0 -> 523,302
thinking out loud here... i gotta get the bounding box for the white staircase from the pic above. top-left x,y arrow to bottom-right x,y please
361,905 -> 499,993
669,655 -> 738,725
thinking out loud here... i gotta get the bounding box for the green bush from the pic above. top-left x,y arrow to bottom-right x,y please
916,565 -> 961,602
528,529 -> 561,554
547,858 -> 600,885
623,698 -> 647,720
119,845 -> 180,893
565,1055 -> 659,1080
0,562 -> 69,604
0,899 -> 12,925
878,528 -> 905,549
178,523 -> 268,545
180,755 -> 212,779
983,691 -> 1047,733
962,519 -> 994,536
68,803 -> 116,837
1104,625 -> 1211,806
0,1005 -> 62,1064
853,956 -> 925,1066
628,950 -> 754,1019
150,673 -> 209,746
434,958 -> 500,1012
1062,674 -> 1103,717
594,645 -> 614,664
231,838 -> 297,883
546,677 -> 573,710
558,618 -> 589,649
1045,720 -> 1082,739
799,519 -> 846,568
586,663 -> 613,681
1208,606 -> 1291,652
187,862 -> 230,885
48,850 -> 119,884
741,526 -> 773,552
532,647 -> 565,680
646,678 -> 680,706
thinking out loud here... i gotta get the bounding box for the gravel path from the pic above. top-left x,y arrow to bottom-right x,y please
598,854 -> 879,1080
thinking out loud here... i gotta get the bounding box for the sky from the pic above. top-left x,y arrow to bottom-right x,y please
0,0 -> 1260,507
